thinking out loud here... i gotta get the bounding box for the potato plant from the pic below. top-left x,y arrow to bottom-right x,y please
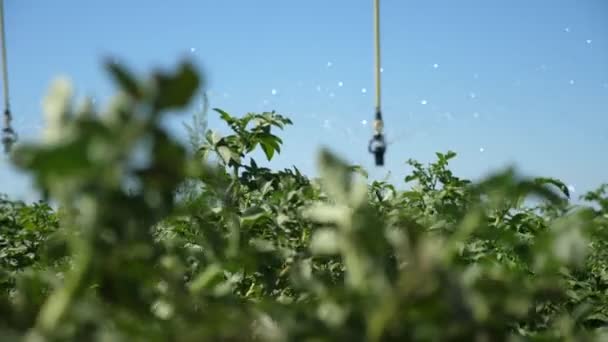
0,60 -> 607,341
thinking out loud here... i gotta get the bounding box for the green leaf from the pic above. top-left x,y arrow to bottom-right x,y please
303,203 -> 350,226
249,238 -> 276,252
153,62 -> 200,111
189,264 -> 224,293
105,60 -> 142,98
217,146 -> 233,164
13,141 -> 95,180
260,142 -> 275,161
210,131 -> 223,145
310,229 -> 340,255
258,134 -> 281,161
317,148 -> 352,204
213,108 -> 235,125
534,177 -> 570,199
240,207 -> 267,227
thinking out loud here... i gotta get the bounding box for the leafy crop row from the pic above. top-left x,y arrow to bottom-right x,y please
1,60 -> 608,341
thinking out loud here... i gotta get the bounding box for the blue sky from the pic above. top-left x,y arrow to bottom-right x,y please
1,0 -> 607,201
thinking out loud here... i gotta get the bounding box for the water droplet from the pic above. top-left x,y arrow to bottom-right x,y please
338,81 -> 343,87
190,47 -> 196,53
586,39 -> 592,44
361,119 -> 368,126
361,88 -> 367,94
262,99 -> 269,106
271,89 -> 277,95
473,112 -> 480,119
316,85 -> 322,92
564,27 -> 571,33
380,67 -> 384,73
469,92 -> 477,99
420,100 -> 428,105
433,63 -> 439,69
569,79 -> 575,85
327,61 -> 333,68
568,184 -> 576,193
323,119 -> 331,129
329,92 -> 335,98
479,147 -> 485,153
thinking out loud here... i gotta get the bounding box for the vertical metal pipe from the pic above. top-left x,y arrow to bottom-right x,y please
373,0 -> 381,118
0,0 -> 16,153
0,0 -> 10,118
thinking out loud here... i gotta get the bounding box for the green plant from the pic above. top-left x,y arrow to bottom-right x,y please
0,59 -> 607,341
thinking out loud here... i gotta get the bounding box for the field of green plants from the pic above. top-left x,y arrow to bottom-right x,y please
1,61 -> 608,341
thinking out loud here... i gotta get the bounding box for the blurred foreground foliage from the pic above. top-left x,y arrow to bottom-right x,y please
1,60 -> 608,341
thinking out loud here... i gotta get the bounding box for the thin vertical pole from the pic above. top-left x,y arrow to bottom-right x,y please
0,0 -> 16,153
0,0 -> 10,116
368,0 -> 386,166
373,0 -> 381,120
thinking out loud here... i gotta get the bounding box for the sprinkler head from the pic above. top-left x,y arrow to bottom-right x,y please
368,133 -> 386,166
2,126 -> 17,154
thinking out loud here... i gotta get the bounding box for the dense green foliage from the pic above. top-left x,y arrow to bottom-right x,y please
1,60 -> 608,341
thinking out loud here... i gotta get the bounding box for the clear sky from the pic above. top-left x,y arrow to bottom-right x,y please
1,0 -> 607,201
